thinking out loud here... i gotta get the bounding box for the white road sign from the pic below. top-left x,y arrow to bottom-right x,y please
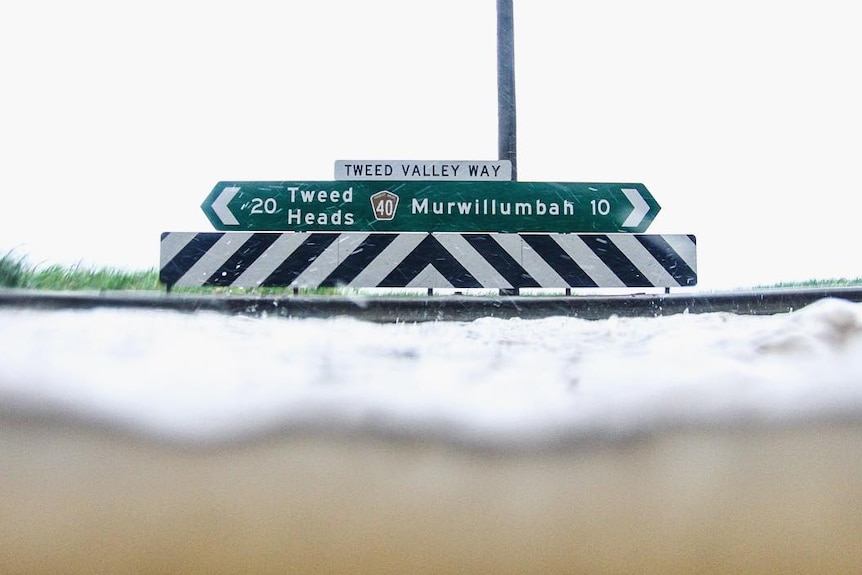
334,160 -> 512,181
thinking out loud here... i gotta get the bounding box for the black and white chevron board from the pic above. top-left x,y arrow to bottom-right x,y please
160,232 -> 697,289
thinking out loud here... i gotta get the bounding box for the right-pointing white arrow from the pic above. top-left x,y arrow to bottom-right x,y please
213,186 -> 240,226
621,188 -> 649,228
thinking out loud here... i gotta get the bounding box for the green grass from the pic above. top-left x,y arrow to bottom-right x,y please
755,278 -> 862,289
0,251 -> 335,294
1,251 -> 160,291
0,252 -> 28,288
3,249 -> 862,293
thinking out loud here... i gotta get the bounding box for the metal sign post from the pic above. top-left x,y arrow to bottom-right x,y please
497,0 -> 517,181
498,0 -> 517,295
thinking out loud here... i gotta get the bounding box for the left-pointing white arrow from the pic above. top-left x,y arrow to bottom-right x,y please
621,188 -> 649,228
213,186 -> 240,226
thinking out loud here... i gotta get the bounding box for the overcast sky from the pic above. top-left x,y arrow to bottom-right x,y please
1,1 -> 860,289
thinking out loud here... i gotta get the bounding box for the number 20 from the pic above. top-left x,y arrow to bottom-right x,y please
250,197 -> 278,214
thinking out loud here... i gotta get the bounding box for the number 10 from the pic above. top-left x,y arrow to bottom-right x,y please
590,199 -> 610,216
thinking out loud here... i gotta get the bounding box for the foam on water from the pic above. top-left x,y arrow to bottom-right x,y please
2,298 -> 862,446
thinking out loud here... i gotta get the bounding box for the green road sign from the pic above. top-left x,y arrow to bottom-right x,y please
201,181 -> 660,233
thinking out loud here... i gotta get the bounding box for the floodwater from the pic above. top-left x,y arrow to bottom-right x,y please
3,297 -> 862,444
2,298 -> 862,574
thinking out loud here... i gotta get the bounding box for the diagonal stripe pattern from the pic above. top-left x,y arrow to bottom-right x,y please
160,232 -> 697,289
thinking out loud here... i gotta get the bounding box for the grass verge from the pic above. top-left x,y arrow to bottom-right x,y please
1,251 -> 160,291
3,250 -> 862,293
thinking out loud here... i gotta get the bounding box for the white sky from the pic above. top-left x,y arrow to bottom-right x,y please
1,1 -> 860,290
